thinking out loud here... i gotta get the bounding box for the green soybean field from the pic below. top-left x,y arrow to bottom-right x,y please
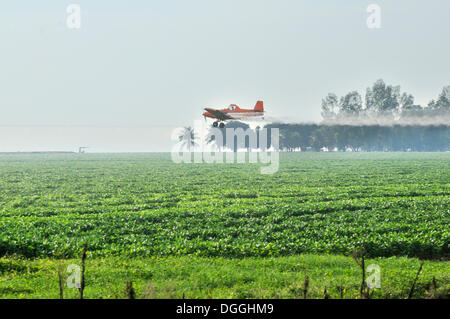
0,152 -> 449,298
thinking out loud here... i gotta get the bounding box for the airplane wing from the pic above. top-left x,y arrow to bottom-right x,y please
205,109 -> 233,121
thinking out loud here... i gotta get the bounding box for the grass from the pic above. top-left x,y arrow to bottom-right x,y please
0,254 -> 448,299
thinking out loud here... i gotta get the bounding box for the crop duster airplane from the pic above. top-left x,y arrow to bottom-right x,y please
202,101 -> 264,127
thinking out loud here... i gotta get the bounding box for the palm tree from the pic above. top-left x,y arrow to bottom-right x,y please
176,126 -> 198,152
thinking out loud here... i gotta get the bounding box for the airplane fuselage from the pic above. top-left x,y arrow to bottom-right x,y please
202,101 -> 265,124
203,109 -> 264,120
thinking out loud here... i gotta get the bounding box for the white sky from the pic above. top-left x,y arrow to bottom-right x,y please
0,0 -> 449,151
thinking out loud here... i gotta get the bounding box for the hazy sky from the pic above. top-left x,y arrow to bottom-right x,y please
1,0 -> 449,151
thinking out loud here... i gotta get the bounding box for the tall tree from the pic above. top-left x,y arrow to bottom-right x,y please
400,92 -> 414,110
429,85 -> 450,114
339,91 -> 363,117
365,79 -> 401,116
321,93 -> 339,120
176,126 -> 198,152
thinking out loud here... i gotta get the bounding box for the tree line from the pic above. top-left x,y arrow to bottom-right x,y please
264,123 -> 449,152
203,122 -> 449,152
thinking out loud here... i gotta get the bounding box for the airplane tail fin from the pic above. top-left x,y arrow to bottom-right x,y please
254,100 -> 264,112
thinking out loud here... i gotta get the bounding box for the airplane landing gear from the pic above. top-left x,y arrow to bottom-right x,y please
212,122 -> 225,128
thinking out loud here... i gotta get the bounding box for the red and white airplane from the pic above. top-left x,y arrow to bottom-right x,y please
203,101 -> 264,127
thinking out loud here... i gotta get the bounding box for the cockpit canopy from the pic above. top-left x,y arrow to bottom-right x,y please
228,104 -> 238,110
